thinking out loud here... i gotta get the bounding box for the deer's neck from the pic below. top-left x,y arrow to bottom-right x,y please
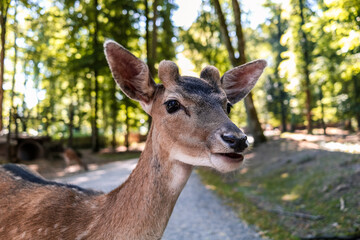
97,127 -> 193,239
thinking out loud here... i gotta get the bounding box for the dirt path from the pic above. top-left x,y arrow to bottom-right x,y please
58,160 -> 264,240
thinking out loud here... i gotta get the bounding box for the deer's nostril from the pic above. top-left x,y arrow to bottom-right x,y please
221,134 -> 248,152
221,134 -> 237,144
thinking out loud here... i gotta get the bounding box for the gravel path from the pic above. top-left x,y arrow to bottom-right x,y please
59,159 -> 264,240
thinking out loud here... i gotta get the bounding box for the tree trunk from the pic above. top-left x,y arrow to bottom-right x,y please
299,0 -> 313,134
145,0 -> 151,64
0,0 -> 10,131
102,87 -> 108,139
212,0 -> 237,65
232,0 -> 246,64
91,0 -> 100,152
232,0 -> 266,145
111,83 -> 117,152
125,104 -> 130,151
10,0 -> 18,111
151,0 -> 158,76
68,103 -> 74,148
9,0 -> 18,142
7,109 -> 11,162
145,0 -> 155,131
279,83 -> 287,132
353,74 -> 360,131
275,8 -> 287,132
213,0 -> 266,145
244,92 -> 267,145
319,84 -> 326,135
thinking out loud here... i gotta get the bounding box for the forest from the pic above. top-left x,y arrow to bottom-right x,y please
1,0 -> 360,239
0,0 -> 359,152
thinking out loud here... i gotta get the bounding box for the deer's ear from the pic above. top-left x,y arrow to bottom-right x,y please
221,60 -> 267,104
104,40 -> 156,105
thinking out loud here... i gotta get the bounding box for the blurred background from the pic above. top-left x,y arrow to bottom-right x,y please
0,0 -> 359,239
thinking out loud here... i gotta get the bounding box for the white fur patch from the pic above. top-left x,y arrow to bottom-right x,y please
210,154 -> 242,173
170,148 -> 242,173
169,163 -> 192,193
169,148 -> 212,168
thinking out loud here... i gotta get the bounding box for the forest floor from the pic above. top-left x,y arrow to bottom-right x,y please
198,128 -> 360,240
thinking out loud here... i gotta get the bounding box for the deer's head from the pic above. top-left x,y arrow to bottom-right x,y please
105,40 -> 266,173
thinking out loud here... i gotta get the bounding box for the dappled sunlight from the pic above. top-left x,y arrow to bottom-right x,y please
205,184 -> 217,190
68,176 -> 93,185
281,173 -> 289,178
65,165 -> 82,173
281,128 -> 360,154
28,163 -> 39,173
320,141 -> 360,154
281,193 -> 300,201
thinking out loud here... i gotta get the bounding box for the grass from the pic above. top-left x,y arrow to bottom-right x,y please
197,139 -> 360,240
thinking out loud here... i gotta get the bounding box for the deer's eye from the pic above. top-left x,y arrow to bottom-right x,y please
227,102 -> 233,115
165,100 -> 181,114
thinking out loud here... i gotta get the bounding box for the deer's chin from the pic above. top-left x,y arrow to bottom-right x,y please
210,153 -> 243,173
169,148 -> 243,172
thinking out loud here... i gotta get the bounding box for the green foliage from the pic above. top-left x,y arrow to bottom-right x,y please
2,0 -> 178,148
2,0 -> 360,151
276,0 -> 360,129
180,0 -> 231,74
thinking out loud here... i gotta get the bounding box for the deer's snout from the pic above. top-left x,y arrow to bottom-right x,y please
221,133 -> 248,152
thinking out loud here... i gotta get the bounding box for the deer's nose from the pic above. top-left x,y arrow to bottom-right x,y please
221,133 -> 248,152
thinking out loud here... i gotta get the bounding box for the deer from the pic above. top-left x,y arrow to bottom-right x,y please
0,40 -> 266,240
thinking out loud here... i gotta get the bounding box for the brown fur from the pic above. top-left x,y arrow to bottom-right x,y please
0,132 -> 192,239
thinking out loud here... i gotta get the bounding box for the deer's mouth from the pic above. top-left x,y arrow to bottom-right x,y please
216,152 -> 244,163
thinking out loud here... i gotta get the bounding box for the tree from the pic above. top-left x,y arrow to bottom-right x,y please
262,1 -> 290,132
298,0 -> 313,134
91,0 -> 100,152
0,0 -> 11,131
180,2 -> 230,74
212,0 -> 266,145
314,0 -> 360,131
279,0 -> 317,133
